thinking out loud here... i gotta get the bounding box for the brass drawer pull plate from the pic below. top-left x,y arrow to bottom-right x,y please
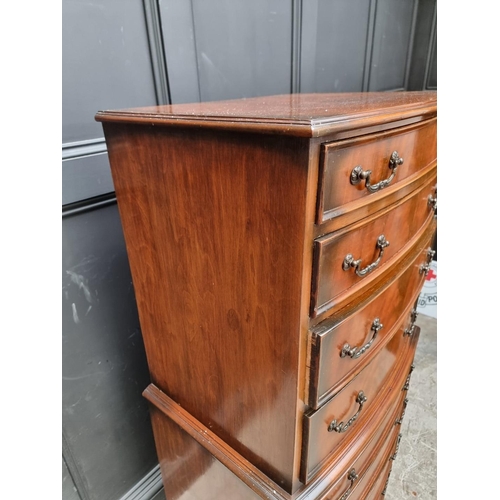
404,309 -> 418,337
419,248 -> 436,276
341,318 -> 383,359
328,391 -> 367,433
343,235 -> 390,277
428,194 -> 437,211
395,398 -> 409,425
350,151 -> 404,193
381,469 -> 392,496
390,433 -> 403,461
339,468 -> 359,500
402,364 -> 415,392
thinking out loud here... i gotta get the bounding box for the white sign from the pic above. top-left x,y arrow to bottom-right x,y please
416,260 -> 437,319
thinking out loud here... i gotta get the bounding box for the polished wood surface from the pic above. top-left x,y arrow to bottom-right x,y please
295,327 -> 419,499
96,92 -> 436,138
363,462 -> 393,500
149,405 -> 261,500
348,328 -> 420,500
144,385 -> 289,500
301,322 -> 417,483
97,92 -> 436,499
317,384 -> 407,500
308,233 -> 432,408
143,329 -> 417,500
314,161 -> 436,237
103,124 -> 311,491
311,173 -> 436,318
354,449 -> 393,500
347,423 -> 402,500
309,218 -> 436,335
317,118 -> 437,223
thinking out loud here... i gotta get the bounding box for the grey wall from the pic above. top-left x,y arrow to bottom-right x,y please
300,0 -> 420,93
62,1 -> 164,499
62,201 -> 160,500
62,0 -> 160,206
407,0 -> 437,91
62,1 -> 437,499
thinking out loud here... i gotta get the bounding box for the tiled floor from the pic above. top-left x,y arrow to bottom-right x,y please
153,316 -> 437,500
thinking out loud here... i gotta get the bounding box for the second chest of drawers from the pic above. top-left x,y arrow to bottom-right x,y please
96,91 -> 437,499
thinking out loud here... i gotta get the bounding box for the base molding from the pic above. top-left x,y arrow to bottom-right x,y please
144,384 -> 290,499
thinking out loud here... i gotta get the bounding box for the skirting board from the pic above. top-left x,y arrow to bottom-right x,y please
117,465 -> 163,500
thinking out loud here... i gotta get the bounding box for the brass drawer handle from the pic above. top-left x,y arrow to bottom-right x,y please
350,151 -> 404,193
420,262 -> 431,276
343,235 -> 390,277
341,318 -> 383,359
402,364 -> 415,392
328,391 -> 367,433
339,468 -> 359,500
428,194 -> 437,211
404,309 -> 418,337
395,398 -> 409,425
419,248 -> 435,276
390,433 -> 403,461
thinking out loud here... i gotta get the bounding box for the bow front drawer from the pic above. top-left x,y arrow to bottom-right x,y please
300,328 -> 412,483
317,119 -> 437,225
308,233 -> 434,408
311,173 -> 436,318
313,373 -> 411,499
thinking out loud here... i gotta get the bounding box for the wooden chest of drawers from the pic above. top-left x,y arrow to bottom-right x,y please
96,92 -> 437,499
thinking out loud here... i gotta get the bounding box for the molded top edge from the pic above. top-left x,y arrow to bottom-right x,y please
95,92 -> 437,137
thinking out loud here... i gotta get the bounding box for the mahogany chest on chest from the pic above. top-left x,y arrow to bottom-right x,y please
96,92 -> 437,499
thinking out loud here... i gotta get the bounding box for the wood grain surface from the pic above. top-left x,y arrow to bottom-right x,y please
347,423 -> 402,500
96,92 -> 436,138
98,92 -> 436,499
301,327 -> 419,484
311,386 -> 407,500
311,173 -> 436,318
103,123 -> 312,492
143,328 -> 416,500
145,385 -> 289,500
308,232 -> 432,408
318,118 -> 437,223
357,454 -> 393,500
342,332 -> 421,500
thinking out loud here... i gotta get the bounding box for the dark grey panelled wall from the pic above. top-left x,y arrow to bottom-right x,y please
62,1 -> 437,499
62,1 -> 162,499
62,0 -> 159,205
161,0 -> 293,103
301,0 -> 375,93
407,0 -> 437,91
62,202 -> 159,500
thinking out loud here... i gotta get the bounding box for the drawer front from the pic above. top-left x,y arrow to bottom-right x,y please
346,425 -> 401,500
309,236 -> 434,408
311,173 -> 436,318
357,334 -> 421,500
301,328 -> 416,483
351,345 -> 419,500
357,457 -> 393,500
317,119 -> 437,224
320,384 -> 408,500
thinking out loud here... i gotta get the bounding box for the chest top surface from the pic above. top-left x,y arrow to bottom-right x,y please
95,91 -> 437,137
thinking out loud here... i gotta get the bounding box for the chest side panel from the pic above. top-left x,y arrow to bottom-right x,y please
103,123 -> 311,492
